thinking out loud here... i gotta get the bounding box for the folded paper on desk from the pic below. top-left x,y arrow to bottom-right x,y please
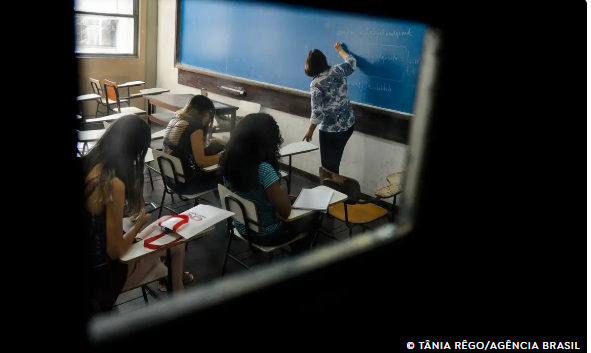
160,204 -> 234,239
292,189 -> 334,211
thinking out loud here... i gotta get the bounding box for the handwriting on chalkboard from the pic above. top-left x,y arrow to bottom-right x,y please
366,52 -> 399,63
336,28 -> 413,40
349,81 -> 393,92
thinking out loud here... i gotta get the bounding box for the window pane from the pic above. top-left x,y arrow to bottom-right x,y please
74,0 -> 134,15
75,15 -> 135,55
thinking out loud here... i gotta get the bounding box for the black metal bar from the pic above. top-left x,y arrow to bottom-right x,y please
344,204 -> 352,238
288,156 -> 292,194
74,10 -> 135,18
157,188 -> 166,218
220,223 -> 234,278
145,285 -> 159,300
141,286 -> 149,305
147,165 -> 154,190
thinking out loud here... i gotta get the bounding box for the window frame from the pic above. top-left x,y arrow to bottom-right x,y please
74,0 -> 139,58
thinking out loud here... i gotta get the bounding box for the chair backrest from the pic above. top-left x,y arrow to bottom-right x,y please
218,184 -> 260,233
103,79 -> 120,109
90,78 -> 103,97
152,149 -> 186,183
319,167 -> 362,203
237,100 -> 261,118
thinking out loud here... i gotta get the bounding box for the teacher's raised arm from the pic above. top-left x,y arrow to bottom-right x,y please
303,43 -> 356,174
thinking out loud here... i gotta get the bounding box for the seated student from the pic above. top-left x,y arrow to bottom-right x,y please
162,95 -> 225,194
84,115 -> 192,311
219,113 -> 322,254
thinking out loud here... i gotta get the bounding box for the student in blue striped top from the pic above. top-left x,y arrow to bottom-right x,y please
219,113 -> 321,254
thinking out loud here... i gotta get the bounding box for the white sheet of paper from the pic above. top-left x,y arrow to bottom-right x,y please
160,204 -> 234,239
292,189 -> 334,211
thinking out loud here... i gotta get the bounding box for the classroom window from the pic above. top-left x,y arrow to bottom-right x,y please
74,0 -> 138,57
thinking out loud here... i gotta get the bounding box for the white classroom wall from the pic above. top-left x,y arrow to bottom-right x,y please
156,0 -> 407,203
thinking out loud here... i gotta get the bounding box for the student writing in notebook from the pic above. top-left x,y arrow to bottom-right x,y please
220,113 -> 322,254
83,115 -> 192,311
162,95 -> 225,195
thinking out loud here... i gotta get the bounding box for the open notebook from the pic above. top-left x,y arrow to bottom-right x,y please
292,188 -> 334,211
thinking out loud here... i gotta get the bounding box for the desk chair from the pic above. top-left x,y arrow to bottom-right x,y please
90,261 -> 166,313
90,78 -> 129,119
319,167 -> 391,239
152,150 -> 217,218
218,184 -> 309,277
104,80 -> 146,116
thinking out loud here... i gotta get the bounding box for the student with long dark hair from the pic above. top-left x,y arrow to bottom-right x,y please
84,115 -> 191,311
220,113 -> 321,253
303,42 -> 357,174
162,95 -> 225,194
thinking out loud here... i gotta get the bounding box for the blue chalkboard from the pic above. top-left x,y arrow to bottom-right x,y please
179,0 -> 426,114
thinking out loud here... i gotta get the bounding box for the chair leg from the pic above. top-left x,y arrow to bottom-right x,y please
171,193 -> 175,203
141,286 -> 149,305
158,188 -> 166,218
94,104 -> 100,119
147,165 -> 154,190
220,230 -> 234,278
344,204 -> 353,238
194,197 -> 199,206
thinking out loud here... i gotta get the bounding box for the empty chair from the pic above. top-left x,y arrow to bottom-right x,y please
90,78 -> 129,119
104,79 -> 146,116
319,167 -> 391,239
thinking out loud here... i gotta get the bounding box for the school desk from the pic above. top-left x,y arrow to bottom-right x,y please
140,88 -> 171,96
77,93 -> 101,117
120,223 -> 216,296
85,112 -> 128,124
145,94 -> 238,133
117,80 -> 145,100
279,141 -> 319,194
151,129 -> 166,140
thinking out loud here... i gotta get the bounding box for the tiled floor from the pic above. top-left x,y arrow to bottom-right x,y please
93,123 -> 392,315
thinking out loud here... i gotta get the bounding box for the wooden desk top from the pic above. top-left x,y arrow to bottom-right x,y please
376,172 -> 403,198
85,112 -> 127,123
118,80 -> 145,88
147,93 -> 238,112
282,185 -> 347,222
145,148 -> 154,163
151,129 -> 166,140
280,141 -> 319,157
78,129 -> 105,142
140,88 -> 170,95
77,93 -> 100,101
201,164 -> 220,172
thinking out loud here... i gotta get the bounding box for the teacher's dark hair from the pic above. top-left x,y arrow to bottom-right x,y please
305,49 -> 331,77
219,113 -> 284,192
82,115 -> 150,219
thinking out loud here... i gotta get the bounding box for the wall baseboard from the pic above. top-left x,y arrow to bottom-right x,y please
278,162 -> 398,212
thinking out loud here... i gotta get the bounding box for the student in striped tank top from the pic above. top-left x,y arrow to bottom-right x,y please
219,113 -> 321,254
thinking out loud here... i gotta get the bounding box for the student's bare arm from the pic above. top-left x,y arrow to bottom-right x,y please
265,181 -> 291,219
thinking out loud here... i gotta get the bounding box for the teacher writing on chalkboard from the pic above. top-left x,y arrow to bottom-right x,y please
303,42 -> 357,174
